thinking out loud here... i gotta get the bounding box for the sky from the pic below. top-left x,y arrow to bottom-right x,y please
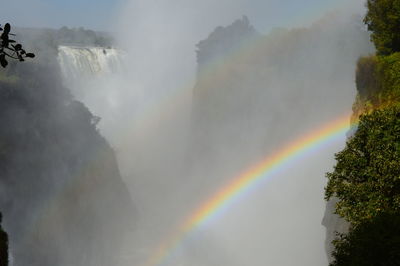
1,0 -> 364,32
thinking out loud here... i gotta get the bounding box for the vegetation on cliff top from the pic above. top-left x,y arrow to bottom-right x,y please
364,0 -> 400,55
326,106 -> 400,225
326,0 -> 400,264
355,53 -> 400,106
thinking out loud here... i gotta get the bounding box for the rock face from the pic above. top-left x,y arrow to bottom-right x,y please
196,16 -> 258,69
190,14 -> 373,169
0,32 -> 134,266
322,199 -> 349,263
189,15 -> 373,263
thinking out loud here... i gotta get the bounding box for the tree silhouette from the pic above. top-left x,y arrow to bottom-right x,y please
330,213 -> 400,266
0,23 -> 35,68
0,213 -> 8,266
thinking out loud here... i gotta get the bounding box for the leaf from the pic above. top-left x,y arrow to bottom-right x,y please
13,44 -> 22,51
1,33 -> 9,46
0,54 -> 8,68
25,53 -> 35,58
4,23 -> 10,34
8,40 -> 15,43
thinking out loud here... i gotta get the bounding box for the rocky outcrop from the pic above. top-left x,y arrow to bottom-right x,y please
0,44 -> 134,265
322,199 -> 349,263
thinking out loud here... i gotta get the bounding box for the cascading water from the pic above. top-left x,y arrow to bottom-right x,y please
57,45 -> 132,140
58,45 -> 124,82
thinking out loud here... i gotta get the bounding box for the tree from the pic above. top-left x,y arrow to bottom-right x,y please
0,23 -> 35,68
330,212 -> 400,266
325,105 -> 400,225
0,213 -> 8,266
364,0 -> 400,55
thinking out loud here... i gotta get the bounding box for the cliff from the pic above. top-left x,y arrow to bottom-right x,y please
324,2 -> 400,260
325,51 -> 400,264
189,14 -> 373,263
189,14 -> 372,174
0,32 -> 134,265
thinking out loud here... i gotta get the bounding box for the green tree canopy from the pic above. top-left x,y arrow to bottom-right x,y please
325,105 -> 400,225
330,212 -> 400,266
364,0 -> 400,55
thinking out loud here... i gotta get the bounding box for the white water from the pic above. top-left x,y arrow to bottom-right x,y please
57,45 -> 136,141
58,46 -> 124,81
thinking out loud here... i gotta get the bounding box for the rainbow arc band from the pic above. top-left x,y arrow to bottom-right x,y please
145,113 -> 356,266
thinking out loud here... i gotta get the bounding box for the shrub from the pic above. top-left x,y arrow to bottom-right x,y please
364,0 -> 400,55
330,212 -> 400,266
326,105 -> 400,225
355,53 -> 400,107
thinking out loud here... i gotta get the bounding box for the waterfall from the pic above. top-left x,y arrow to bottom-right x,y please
58,45 -> 125,84
57,45 -> 129,139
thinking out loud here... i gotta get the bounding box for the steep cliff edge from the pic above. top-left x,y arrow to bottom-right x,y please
0,31 -> 134,266
322,199 -> 349,263
189,14 -> 373,264
324,52 -> 400,263
324,2 -> 400,259
189,14 -> 372,185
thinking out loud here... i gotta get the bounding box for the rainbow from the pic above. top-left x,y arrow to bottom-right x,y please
145,112 -> 356,266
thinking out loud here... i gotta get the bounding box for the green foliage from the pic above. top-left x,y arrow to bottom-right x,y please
330,212 -> 400,266
325,106 -> 400,225
327,1 -> 400,263
355,53 -> 400,108
364,0 -> 400,55
355,55 -> 379,100
376,52 -> 400,102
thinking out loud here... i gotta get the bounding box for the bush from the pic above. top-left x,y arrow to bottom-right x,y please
355,53 -> 400,107
376,52 -> 400,102
355,56 -> 379,100
364,0 -> 400,55
330,212 -> 400,266
325,105 -> 400,225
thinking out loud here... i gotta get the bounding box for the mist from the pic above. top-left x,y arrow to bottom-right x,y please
0,0 -> 375,265
52,1 -> 375,265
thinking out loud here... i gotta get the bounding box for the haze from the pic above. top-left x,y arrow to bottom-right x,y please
1,0 -> 373,265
